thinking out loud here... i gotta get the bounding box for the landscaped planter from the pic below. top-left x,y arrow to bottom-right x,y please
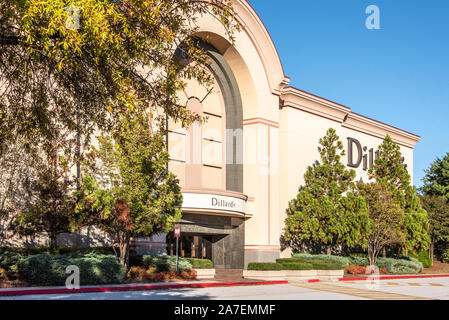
243,270 -> 286,281
284,270 -> 317,281
316,270 -> 344,281
194,269 -> 216,280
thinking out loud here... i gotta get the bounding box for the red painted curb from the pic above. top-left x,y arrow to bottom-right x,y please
339,274 -> 449,282
307,279 -> 320,283
0,281 -> 289,297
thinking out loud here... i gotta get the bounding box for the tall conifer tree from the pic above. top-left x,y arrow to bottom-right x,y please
284,128 -> 370,255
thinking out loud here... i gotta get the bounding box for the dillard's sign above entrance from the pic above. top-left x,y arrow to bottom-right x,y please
182,193 -> 246,215
347,137 -> 408,172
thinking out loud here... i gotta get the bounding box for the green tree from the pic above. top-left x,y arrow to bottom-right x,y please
76,112 -> 183,269
11,146 -> 79,249
421,153 -> 449,201
356,181 -> 405,265
284,128 -> 370,255
0,0 -> 239,151
420,195 -> 449,263
369,134 -> 430,255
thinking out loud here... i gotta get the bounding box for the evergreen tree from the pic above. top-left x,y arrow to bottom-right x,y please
369,135 -> 430,255
421,152 -> 449,201
76,111 -> 183,269
420,195 -> 449,262
284,128 -> 370,255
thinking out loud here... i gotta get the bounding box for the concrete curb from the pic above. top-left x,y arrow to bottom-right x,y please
0,280 -> 288,297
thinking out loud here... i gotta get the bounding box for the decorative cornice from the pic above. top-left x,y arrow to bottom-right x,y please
280,86 -> 421,148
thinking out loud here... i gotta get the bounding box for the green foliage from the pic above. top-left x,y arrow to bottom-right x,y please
420,195 -> 449,252
142,255 -> 192,272
409,251 -> 432,268
284,128 -> 370,252
347,255 -> 370,266
11,150 -> 79,248
441,251 -> 449,263
16,253 -> 125,285
291,253 -> 350,268
375,257 -> 423,274
306,260 -> 342,270
76,114 -> 183,268
185,258 -> 213,269
0,0 -> 240,153
421,152 -> 449,201
280,263 -> 314,270
356,181 -> 406,265
368,134 -> 430,255
247,263 -> 282,271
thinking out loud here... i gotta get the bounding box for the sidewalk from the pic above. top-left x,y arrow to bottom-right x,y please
0,279 -> 288,297
340,273 -> 449,281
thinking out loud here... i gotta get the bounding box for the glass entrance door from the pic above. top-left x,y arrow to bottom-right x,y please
167,234 -> 213,261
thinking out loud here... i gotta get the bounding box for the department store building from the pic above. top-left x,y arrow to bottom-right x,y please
133,0 -> 420,269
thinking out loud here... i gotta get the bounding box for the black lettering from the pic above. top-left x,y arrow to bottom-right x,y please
347,138 -> 362,168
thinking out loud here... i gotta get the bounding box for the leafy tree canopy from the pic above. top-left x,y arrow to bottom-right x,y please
421,152 -> 449,201
370,134 -> 430,253
356,181 -> 405,265
75,111 -> 183,268
0,0 -> 239,153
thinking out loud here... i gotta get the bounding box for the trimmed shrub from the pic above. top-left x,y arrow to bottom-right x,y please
410,251 -> 432,268
345,265 -> 366,275
17,253 -> 125,286
376,257 -> 423,274
142,255 -> 192,272
280,263 -> 314,270
247,263 -> 282,271
292,253 -> 350,268
307,260 -> 343,270
276,258 -> 303,264
347,255 -> 370,266
185,258 -> 213,269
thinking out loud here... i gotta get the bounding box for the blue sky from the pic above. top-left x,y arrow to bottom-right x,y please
249,0 -> 449,188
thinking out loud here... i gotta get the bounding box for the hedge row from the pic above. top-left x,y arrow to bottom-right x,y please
185,258 -> 213,269
0,252 -> 125,285
247,259 -> 343,271
142,255 -> 192,272
290,253 -> 424,274
292,253 -> 350,268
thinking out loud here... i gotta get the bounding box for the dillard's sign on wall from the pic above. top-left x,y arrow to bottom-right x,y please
347,137 -> 408,172
182,193 -> 246,215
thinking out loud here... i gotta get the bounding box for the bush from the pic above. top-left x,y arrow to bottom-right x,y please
17,253 -> 125,286
185,258 -> 213,269
347,255 -> 370,266
376,257 -> 423,274
345,265 -> 366,275
247,263 -> 282,271
292,253 -> 350,268
306,260 -> 343,270
280,263 -> 314,270
442,251 -> 449,263
410,251 -> 432,268
0,251 -> 23,275
276,258 -> 303,264
142,255 -> 192,272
